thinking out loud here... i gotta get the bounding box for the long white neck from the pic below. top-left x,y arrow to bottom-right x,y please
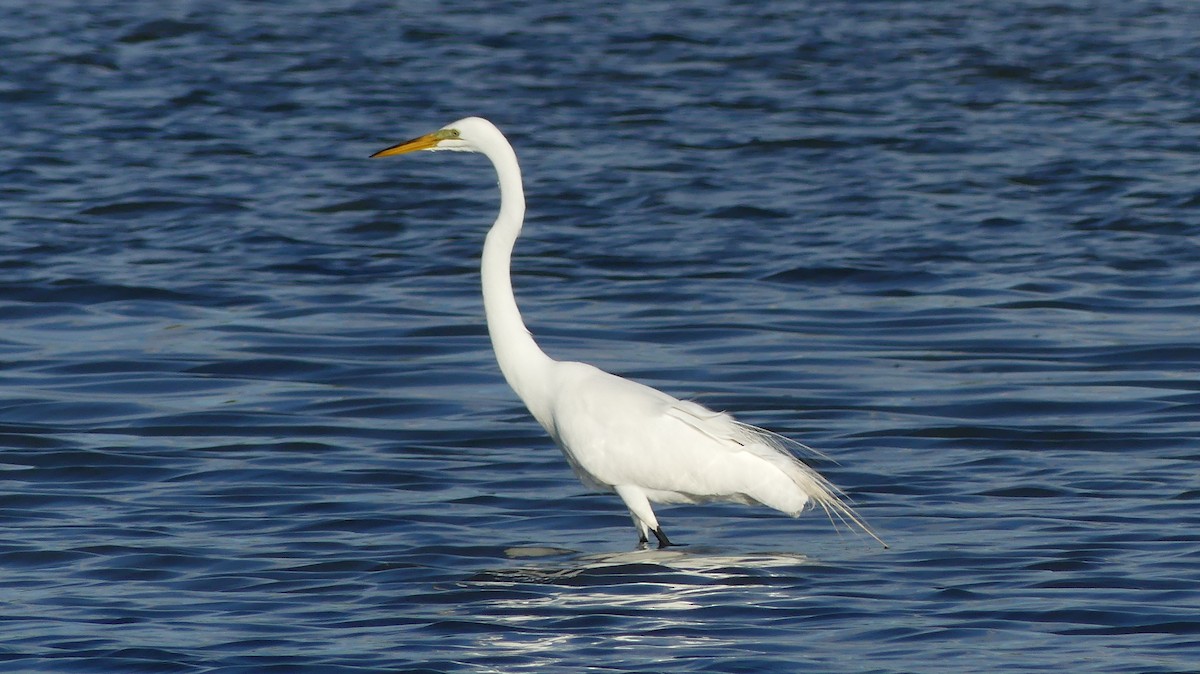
479,138 -> 557,426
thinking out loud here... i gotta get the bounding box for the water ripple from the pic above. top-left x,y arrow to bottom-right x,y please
1,0 -> 1199,672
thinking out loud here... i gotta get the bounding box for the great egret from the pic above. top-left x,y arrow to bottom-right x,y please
372,117 -> 884,549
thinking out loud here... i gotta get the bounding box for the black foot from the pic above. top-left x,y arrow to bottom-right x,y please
653,527 -> 677,549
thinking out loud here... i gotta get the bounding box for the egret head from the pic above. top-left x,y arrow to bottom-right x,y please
371,117 -> 498,157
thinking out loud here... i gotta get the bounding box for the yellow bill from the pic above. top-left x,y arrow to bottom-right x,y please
370,128 -> 461,158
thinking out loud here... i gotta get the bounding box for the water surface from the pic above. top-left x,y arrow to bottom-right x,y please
1,1 -> 1198,672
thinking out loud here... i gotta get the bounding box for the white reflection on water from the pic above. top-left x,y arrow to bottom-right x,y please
486,546 -> 815,586
456,547 -> 817,669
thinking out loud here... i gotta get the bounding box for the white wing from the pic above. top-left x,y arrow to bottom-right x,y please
545,361 -> 882,543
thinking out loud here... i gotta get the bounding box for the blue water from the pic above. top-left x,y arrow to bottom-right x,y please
2,1 -> 1198,671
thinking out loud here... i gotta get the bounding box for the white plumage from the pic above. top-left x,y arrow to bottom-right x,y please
372,117 -> 883,548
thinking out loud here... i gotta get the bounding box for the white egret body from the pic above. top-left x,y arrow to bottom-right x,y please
372,117 -> 883,548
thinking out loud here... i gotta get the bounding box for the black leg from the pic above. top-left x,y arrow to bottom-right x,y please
652,527 -> 675,549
